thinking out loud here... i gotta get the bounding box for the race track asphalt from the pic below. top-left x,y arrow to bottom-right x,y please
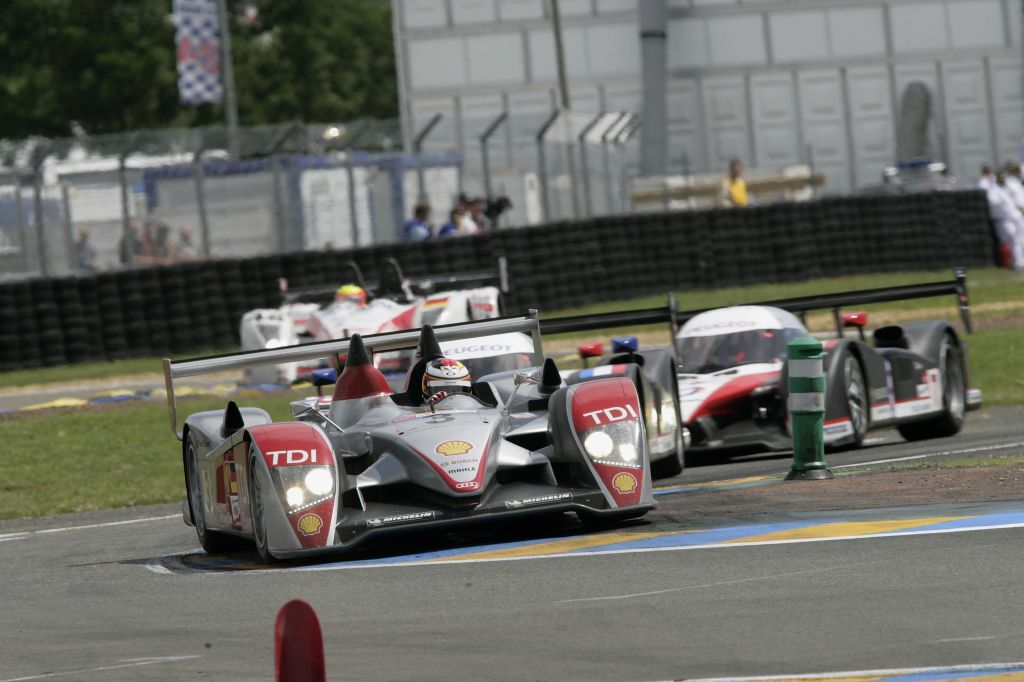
1,407 -> 1022,681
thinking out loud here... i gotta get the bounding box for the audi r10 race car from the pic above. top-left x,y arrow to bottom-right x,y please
558,270 -> 982,456
164,314 -> 654,562
240,257 -> 506,384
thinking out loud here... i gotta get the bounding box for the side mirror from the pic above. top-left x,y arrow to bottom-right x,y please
841,311 -> 867,341
577,342 -> 603,368
842,312 -> 867,328
514,369 -> 538,386
311,368 -> 338,388
611,336 -> 639,353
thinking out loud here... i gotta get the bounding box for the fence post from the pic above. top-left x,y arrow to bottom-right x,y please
785,337 -> 833,480
601,113 -> 628,215
30,142 -> 52,276
480,112 -> 508,204
578,112 -> 604,218
61,182 -> 75,272
536,110 -> 562,223
192,154 -> 212,257
413,113 -> 442,205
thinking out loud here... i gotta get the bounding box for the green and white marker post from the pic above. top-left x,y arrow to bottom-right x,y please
785,337 -> 834,481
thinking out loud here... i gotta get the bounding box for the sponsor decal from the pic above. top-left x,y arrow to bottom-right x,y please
296,513 -> 323,536
679,385 -> 704,399
423,297 -> 449,309
391,414 -> 417,424
366,511 -> 436,528
579,364 -> 628,380
471,301 -> 495,313
436,440 -> 473,456
445,466 -> 477,475
611,472 -> 638,495
505,492 -> 572,509
265,449 -> 318,466
446,344 -> 511,355
441,456 -> 479,468
455,481 -> 480,490
686,320 -> 756,333
581,404 -> 638,426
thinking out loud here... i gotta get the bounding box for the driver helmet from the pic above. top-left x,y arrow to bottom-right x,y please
335,283 -> 366,306
421,358 -> 472,400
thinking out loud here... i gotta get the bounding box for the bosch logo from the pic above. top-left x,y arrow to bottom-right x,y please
455,481 -> 479,490
582,404 -> 638,426
265,449 -> 318,466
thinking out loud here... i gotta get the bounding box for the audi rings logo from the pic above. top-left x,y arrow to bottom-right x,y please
455,481 -> 479,490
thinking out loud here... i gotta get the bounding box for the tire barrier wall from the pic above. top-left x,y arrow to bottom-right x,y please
0,191 -> 994,371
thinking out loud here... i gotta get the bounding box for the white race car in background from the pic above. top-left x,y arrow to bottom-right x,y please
241,258 -> 505,384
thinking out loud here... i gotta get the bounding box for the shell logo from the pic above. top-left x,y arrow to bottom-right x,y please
297,513 -> 323,536
611,472 -> 638,495
436,440 -> 473,456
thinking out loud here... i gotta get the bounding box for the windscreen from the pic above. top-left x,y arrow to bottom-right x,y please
676,329 -> 794,374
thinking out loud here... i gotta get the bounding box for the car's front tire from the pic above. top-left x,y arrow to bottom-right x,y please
184,433 -> 239,554
248,450 -> 275,563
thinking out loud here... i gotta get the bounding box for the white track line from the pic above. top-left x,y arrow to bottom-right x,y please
0,514 -> 178,543
833,441 -> 1024,469
678,660 -> 1024,682
556,565 -> 840,604
0,656 -> 201,681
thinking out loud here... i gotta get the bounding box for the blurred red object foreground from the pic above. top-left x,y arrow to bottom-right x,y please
275,599 -> 326,682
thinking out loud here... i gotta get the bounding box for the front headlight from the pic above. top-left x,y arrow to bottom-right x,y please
285,486 -> 305,508
584,431 -> 614,458
304,468 -> 334,495
272,465 -> 336,513
618,443 -> 638,463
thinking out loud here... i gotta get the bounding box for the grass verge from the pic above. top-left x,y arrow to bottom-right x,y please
0,394 -> 298,520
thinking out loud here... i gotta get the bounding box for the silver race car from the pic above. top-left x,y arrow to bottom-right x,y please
165,314 -> 654,562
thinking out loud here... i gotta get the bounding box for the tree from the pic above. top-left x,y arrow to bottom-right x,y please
0,0 -> 397,141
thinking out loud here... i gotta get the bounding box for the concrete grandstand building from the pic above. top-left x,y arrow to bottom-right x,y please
392,0 -> 1024,195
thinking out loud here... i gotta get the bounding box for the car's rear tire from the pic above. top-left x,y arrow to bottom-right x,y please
185,433 -> 239,554
845,355 -> 869,447
897,335 -> 966,441
248,451 -> 275,563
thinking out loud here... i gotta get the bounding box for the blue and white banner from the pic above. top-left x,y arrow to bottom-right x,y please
174,0 -> 223,105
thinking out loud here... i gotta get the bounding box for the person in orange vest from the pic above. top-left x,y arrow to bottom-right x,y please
720,158 -> 749,207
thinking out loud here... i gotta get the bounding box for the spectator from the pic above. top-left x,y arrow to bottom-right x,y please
468,197 -> 488,233
404,203 -> 432,241
455,193 -> 478,235
985,173 -> 1024,270
978,164 -> 995,191
1003,162 -> 1024,210
720,159 -> 749,207
438,209 -> 462,237
76,229 -> 98,272
153,223 -> 173,262
119,220 -> 144,266
174,227 -> 200,260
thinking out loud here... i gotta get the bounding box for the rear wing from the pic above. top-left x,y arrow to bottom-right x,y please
538,268 -> 972,338
280,256 -> 509,304
163,311 -> 542,440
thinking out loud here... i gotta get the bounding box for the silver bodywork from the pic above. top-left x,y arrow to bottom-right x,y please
169,314 -> 655,560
